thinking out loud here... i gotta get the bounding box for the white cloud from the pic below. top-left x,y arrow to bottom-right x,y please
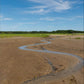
24,8 -> 50,14
25,0 -> 74,14
3,18 -> 13,21
0,15 -> 13,21
0,15 -> 3,18
29,6 -> 47,9
40,17 -> 55,21
18,22 -> 37,25
40,16 -> 83,21
75,16 -> 83,18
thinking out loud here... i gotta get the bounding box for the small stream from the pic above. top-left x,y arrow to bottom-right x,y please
19,39 -> 84,84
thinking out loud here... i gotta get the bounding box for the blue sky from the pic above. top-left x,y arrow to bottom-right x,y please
0,0 -> 83,31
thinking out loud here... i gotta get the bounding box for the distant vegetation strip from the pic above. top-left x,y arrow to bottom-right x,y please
0,30 -> 84,34
0,30 -> 84,38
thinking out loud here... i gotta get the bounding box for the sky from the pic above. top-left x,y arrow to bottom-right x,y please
0,0 -> 84,31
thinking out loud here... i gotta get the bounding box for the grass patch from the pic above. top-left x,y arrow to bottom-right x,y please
73,33 -> 84,35
0,33 -> 83,38
75,37 -> 81,39
53,33 -> 84,35
0,34 -> 49,38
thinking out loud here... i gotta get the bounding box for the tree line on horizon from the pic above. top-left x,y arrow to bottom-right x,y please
0,30 -> 84,34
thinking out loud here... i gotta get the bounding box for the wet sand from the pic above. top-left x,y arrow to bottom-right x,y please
0,35 -> 84,84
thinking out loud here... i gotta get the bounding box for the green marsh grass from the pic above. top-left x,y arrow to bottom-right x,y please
75,37 -> 81,39
0,33 -> 49,38
0,33 -> 84,38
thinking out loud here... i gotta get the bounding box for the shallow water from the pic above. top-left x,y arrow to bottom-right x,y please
19,39 -> 84,84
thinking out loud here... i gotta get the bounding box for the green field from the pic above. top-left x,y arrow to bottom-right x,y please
0,33 -> 84,38
0,33 -> 49,38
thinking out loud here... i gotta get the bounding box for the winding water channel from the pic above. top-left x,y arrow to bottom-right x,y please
19,39 -> 84,84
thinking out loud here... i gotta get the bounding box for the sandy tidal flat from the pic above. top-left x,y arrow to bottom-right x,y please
0,35 -> 84,84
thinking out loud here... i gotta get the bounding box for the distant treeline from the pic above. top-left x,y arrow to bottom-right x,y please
0,30 -> 84,34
